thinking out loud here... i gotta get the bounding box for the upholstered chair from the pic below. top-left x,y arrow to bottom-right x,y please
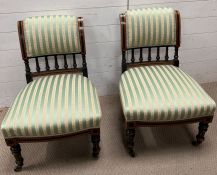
119,8 -> 216,157
1,15 -> 101,171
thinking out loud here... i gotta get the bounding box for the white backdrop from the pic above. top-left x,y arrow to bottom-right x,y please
0,0 -> 217,107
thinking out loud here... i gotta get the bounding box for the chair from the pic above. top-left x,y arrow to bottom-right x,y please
119,8 -> 216,157
1,15 -> 101,171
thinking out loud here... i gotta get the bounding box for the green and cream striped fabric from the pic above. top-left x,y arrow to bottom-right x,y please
23,15 -> 81,57
1,74 -> 101,138
119,65 -> 216,122
126,8 -> 177,49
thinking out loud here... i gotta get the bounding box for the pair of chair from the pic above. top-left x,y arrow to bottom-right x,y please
1,8 -> 216,172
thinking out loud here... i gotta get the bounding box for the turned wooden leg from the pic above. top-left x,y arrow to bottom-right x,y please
91,132 -> 100,158
126,128 -> 136,157
10,144 -> 24,172
192,121 -> 209,146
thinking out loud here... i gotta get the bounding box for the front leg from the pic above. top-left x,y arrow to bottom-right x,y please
10,144 -> 24,172
91,130 -> 100,158
192,121 -> 209,146
126,128 -> 136,157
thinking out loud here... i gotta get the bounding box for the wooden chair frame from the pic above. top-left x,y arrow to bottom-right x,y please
120,10 -> 213,157
5,17 -> 100,172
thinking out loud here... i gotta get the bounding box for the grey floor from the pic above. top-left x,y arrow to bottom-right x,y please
0,82 -> 217,175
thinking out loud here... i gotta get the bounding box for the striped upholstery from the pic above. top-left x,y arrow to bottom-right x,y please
1,74 -> 101,138
119,65 -> 216,122
126,8 -> 177,49
23,15 -> 81,57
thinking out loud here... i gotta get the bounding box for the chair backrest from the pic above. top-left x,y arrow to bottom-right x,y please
18,15 -> 87,83
120,7 -> 181,72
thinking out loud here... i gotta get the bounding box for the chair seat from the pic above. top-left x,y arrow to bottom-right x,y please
1,74 -> 101,139
119,65 -> 216,122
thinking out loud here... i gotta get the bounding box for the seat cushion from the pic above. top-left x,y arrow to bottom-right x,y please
1,74 -> 101,139
119,65 -> 216,122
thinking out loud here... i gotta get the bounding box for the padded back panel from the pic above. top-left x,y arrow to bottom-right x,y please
23,15 -> 81,57
126,8 -> 177,49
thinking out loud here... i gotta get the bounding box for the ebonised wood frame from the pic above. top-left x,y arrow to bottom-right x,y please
120,10 -> 214,157
5,17 -> 100,172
